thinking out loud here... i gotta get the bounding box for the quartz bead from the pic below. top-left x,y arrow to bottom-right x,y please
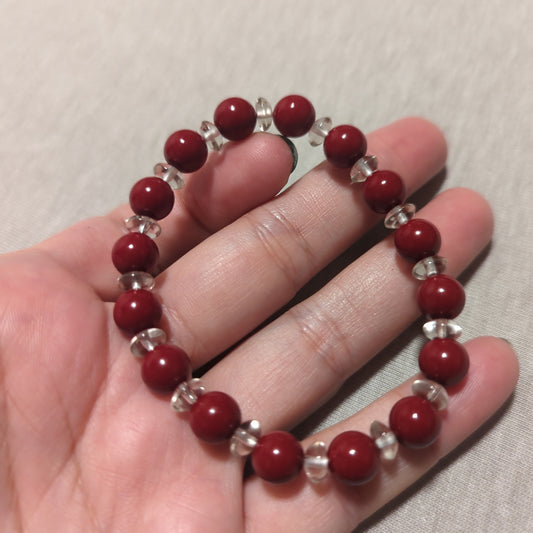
323,125 -> 367,168
389,396 -> 441,449
190,391 -> 241,443
124,215 -> 161,239
230,420 -> 262,456
141,344 -> 192,392
417,274 -> 465,318
412,379 -> 449,411
198,121 -> 224,151
350,155 -> 378,183
118,271 -> 155,291
423,318 -> 462,340
308,117 -> 332,146
303,441 -> 329,483
130,327 -> 167,357
363,170 -> 406,214
394,218 -> 441,261
384,203 -> 416,229
255,97 -> 273,132
164,129 -> 208,173
129,177 -> 174,220
251,431 -> 304,483
273,95 -> 316,137
214,97 -> 256,141
419,338 -> 469,386
153,162 -> 185,190
113,289 -> 162,333
171,378 -> 205,412
412,255 -> 448,280
112,233 -> 159,275
370,421 -> 399,461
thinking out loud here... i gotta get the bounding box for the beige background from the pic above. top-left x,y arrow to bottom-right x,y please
1,1 -> 532,531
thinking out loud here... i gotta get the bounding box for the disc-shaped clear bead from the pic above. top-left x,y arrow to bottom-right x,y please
153,162 -> 185,190
412,379 -> 449,411
412,256 -> 448,280
370,421 -> 399,461
125,215 -> 161,239
170,378 -> 206,412
130,327 -> 167,357
199,120 -> 224,151
384,203 -> 416,229
303,441 -> 329,483
308,117 -> 332,146
118,271 -> 156,291
230,420 -> 262,456
255,97 -> 273,132
423,319 -> 462,340
350,155 -> 378,183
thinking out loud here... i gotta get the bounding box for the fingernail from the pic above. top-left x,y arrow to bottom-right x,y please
497,337 -> 513,347
276,135 -> 298,173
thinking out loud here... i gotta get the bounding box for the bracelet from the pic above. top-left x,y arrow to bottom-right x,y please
111,95 -> 469,486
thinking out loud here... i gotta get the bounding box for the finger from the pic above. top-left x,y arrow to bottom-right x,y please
243,337 -> 518,533
35,133 -> 294,299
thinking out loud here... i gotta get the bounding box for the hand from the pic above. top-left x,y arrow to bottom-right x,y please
0,118 -> 517,532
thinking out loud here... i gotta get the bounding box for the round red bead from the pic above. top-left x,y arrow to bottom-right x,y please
363,170 -> 406,214
189,391 -> 241,444
417,274 -> 465,318
111,233 -> 159,275
129,177 -> 174,220
141,344 -> 192,392
164,129 -> 208,173
273,95 -> 316,137
394,218 -> 441,262
214,97 -> 256,141
323,125 -> 367,168
389,396 -> 441,449
327,431 -> 379,485
113,289 -> 162,333
419,338 -> 469,386
251,431 -> 303,483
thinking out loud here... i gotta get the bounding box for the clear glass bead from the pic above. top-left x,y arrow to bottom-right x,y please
412,255 -> 448,280
423,319 -> 462,340
125,215 -> 161,239
303,441 -> 329,483
199,120 -> 224,151
170,378 -> 206,413
384,203 -> 416,229
350,155 -> 378,183
412,379 -> 449,411
130,327 -> 167,357
117,271 -> 156,291
370,421 -> 399,461
230,420 -> 262,456
308,117 -> 332,146
255,97 -> 273,132
153,162 -> 185,190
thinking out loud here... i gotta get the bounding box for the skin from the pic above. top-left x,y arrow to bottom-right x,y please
0,118 -> 518,533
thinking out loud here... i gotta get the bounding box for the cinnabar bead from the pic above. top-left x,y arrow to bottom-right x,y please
389,396 -> 441,449
129,177 -> 174,220
363,170 -> 406,214
419,338 -> 469,386
327,431 -> 379,485
112,233 -> 159,275
214,97 -> 256,140
189,391 -> 241,444
251,431 -> 304,483
394,219 -> 441,262
141,344 -> 192,392
417,274 -> 465,318
323,125 -> 367,168
164,129 -> 208,173
273,95 -> 316,137
113,289 -> 162,333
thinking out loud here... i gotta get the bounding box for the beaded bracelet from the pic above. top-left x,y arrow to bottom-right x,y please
111,95 -> 469,486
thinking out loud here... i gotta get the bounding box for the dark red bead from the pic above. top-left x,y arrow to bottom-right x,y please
417,274 -> 465,318
129,177 -> 174,220
214,97 -> 256,141
394,219 -> 441,262
327,431 -> 379,485
323,125 -> 367,168
111,233 -> 159,275
363,170 -> 406,214
273,95 -> 315,137
164,129 -> 208,173
251,431 -> 303,483
419,338 -> 469,386
389,396 -> 441,449
189,391 -> 241,444
141,344 -> 192,392
113,289 -> 162,333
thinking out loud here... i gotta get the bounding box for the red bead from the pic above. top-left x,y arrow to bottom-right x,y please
389,396 -> 441,449
189,391 -> 241,444
417,274 -> 465,318
141,344 -> 192,392
164,129 -> 208,173
363,170 -> 406,214
323,125 -> 367,168
129,177 -> 174,220
113,289 -> 162,333
327,431 -> 379,485
419,338 -> 469,386
251,431 -> 303,483
394,218 -> 441,262
111,233 -> 159,275
273,95 -> 315,137
214,97 -> 256,141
